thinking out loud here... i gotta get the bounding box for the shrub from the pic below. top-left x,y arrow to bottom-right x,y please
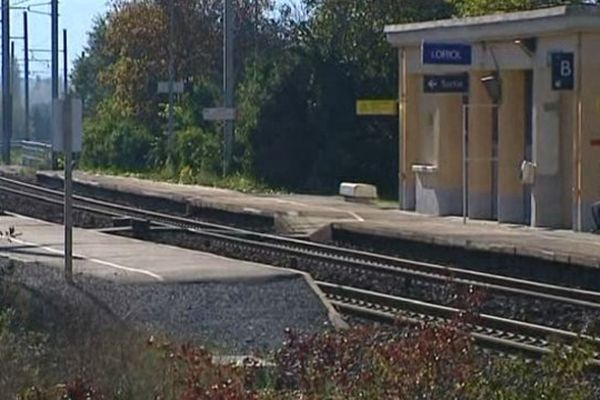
167,126 -> 222,181
274,322 -> 476,399
81,98 -> 155,171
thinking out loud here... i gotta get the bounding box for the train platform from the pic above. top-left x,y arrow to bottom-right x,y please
0,213 -> 341,352
26,170 -> 600,270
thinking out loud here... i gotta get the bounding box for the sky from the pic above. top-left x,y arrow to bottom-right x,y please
8,0 -> 300,79
9,0 -> 109,78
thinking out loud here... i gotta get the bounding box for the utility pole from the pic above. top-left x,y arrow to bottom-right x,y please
50,0 -> 58,168
62,29 -> 67,94
167,0 -> 175,140
63,94 -> 72,282
51,0 -> 58,100
10,40 -> 13,140
223,0 -> 234,175
23,11 -> 28,140
2,0 -> 10,163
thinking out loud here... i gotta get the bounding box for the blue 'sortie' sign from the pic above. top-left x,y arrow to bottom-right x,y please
423,74 -> 470,93
422,42 -> 472,65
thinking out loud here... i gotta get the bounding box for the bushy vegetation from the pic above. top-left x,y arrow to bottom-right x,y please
74,0 -> 585,196
0,256 -> 596,399
2,306 -> 596,400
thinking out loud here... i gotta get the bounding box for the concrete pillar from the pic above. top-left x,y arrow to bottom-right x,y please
413,79 -> 438,215
498,71 -> 526,223
531,66 -> 562,228
467,71 -> 494,219
403,73 -> 420,210
559,77 -> 574,230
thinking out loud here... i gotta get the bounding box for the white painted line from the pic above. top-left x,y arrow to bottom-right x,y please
272,199 -> 365,222
348,211 -> 365,222
272,198 -> 310,208
6,237 -> 164,281
3,211 -> 47,223
86,256 -> 164,281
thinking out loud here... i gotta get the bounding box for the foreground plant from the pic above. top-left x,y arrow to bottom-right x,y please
467,342 -> 595,400
274,321 -> 477,399
148,337 -> 261,400
5,313 -> 596,399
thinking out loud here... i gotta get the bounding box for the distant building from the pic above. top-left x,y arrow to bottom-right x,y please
386,5 -> 600,232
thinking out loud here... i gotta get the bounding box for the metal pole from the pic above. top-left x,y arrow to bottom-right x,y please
575,33 -> 583,232
462,104 -> 468,224
223,0 -> 234,175
2,0 -> 10,163
23,12 -> 29,140
51,0 -> 58,168
167,0 -> 174,140
62,29 -> 67,95
10,40 -> 14,141
63,94 -> 73,282
51,0 -> 58,99
398,47 -> 406,210
491,104 -> 499,219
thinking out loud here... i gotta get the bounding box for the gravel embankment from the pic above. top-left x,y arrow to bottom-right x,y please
137,229 -> 600,335
0,259 -> 332,354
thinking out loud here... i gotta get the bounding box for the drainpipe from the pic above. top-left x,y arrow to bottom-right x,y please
399,47 -> 407,209
575,32 -> 583,231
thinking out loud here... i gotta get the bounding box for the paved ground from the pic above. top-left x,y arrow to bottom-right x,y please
36,170 -> 394,231
0,214 -> 340,352
33,170 -> 600,269
0,214 -> 302,283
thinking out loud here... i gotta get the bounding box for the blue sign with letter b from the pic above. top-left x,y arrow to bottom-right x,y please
551,52 -> 574,91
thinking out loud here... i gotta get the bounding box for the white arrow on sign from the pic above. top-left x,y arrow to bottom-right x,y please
427,79 -> 438,90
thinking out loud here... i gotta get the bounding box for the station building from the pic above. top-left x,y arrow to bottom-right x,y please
385,5 -> 600,232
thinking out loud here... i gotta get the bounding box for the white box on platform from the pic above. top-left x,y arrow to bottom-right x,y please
339,183 -> 378,202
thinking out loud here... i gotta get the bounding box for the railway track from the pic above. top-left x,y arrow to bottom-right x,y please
320,282 -> 600,371
2,175 -> 600,361
320,283 -> 599,351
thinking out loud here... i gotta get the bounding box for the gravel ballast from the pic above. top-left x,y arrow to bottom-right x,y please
0,259 -> 333,354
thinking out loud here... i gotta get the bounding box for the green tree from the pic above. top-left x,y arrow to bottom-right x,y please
238,0 -> 453,194
72,16 -> 113,116
75,0 -> 282,175
75,0 -> 594,194
449,0 -> 586,16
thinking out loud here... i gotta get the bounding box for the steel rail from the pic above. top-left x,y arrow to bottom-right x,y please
5,176 -> 600,304
3,176 -> 600,316
0,177 -> 600,309
3,176 -> 600,361
2,176 -> 600,308
319,282 -> 600,368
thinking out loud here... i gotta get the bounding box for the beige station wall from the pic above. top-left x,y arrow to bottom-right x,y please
402,73 -> 463,215
579,33 -> 600,229
498,70 -> 526,223
399,32 -> 599,229
467,71 -> 494,219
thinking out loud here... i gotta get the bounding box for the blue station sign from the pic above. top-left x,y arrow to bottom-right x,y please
551,52 -> 574,91
422,42 -> 472,65
423,74 -> 469,93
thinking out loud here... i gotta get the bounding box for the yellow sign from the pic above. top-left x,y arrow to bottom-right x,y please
356,100 -> 398,116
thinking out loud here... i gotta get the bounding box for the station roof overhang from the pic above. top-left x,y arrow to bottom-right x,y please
385,5 -> 600,47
